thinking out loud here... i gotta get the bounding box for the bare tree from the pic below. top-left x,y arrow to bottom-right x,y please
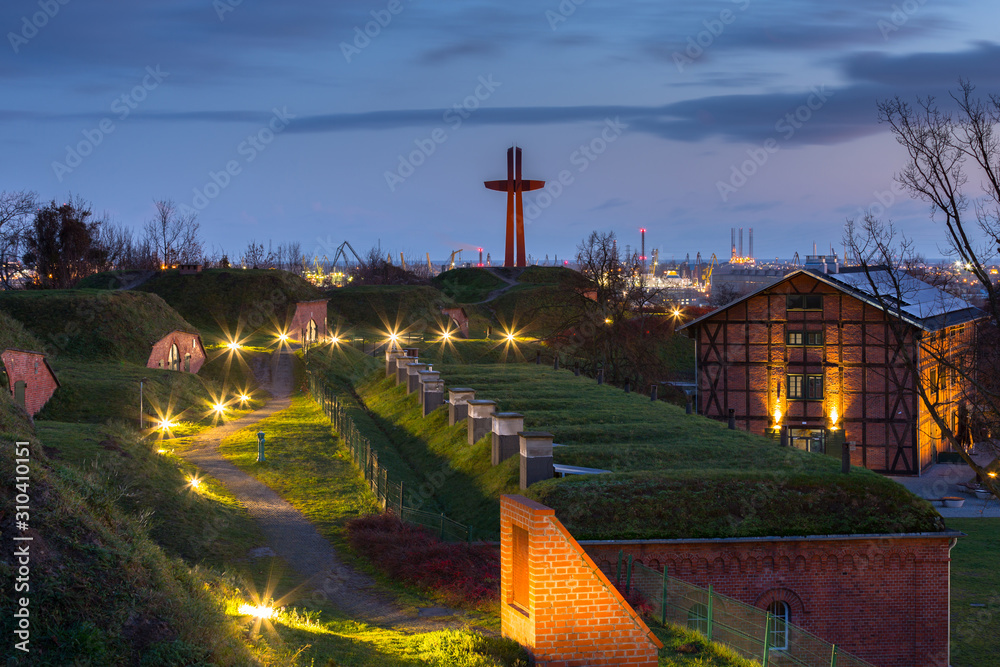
143,199 -> 203,266
0,190 -> 37,289
845,80 -> 1000,497
240,240 -> 273,269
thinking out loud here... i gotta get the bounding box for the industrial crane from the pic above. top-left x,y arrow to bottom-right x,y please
426,253 -> 433,274
399,253 -> 407,271
330,241 -> 363,272
446,249 -> 461,271
703,253 -> 718,285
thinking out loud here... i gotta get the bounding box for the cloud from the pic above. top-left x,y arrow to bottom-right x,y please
841,41 -> 1000,86
418,40 -> 501,64
590,197 -> 629,211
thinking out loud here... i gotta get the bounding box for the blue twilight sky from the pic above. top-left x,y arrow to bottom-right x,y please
3,0 -> 1000,265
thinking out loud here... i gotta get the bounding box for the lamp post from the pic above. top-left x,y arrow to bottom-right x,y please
139,377 -> 147,430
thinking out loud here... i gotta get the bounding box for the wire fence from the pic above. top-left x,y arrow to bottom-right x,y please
307,373 -> 477,543
612,552 -> 876,667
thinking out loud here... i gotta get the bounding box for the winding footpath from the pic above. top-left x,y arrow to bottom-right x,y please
180,350 -> 462,631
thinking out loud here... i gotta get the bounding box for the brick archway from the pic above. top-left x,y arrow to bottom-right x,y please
754,587 -> 806,621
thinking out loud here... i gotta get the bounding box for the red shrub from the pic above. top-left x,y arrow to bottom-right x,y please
347,513 -> 500,607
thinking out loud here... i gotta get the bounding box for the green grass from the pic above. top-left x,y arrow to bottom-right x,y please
948,518 -> 1000,667
326,284 -> 455,334
134,268 -> 323,339
651,623 -> 760,666
0,308 -> 46,352
432,268 -> 508,303
349,362 -> 941,540
0,289 -> 197,364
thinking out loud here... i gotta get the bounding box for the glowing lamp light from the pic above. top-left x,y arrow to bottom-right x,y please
212,403 -> 226,414
157,449 -> 167,454
189,477 -> 202,489
239,394 -> 250,403
330,335 -> 340,345
226,341 -> 241,351
672,308 -> 682,318
830,407 -> 839,429
238,604 -> 276,619
604,318 -> 613,325
505,333 -> 515,343
989,472 -> 997,479
441,330 -> 452,341
388,332 -> 400,343
157,419 -> 176,431
773,407 -> 782,424
277,332 -> 289,343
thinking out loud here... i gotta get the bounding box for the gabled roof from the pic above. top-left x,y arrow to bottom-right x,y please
679,268 -> 984,333
1,348 -> 62,388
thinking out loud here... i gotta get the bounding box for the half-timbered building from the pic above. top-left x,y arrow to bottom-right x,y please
680,267 -> 981,474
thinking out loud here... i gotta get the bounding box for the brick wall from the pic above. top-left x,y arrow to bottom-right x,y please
582,533 -> 958,667
1,349 -> 59,416
146,331 -> 206,373
501,495 -> 662,666
289,300 -> 327,344
441,307 -> 470,337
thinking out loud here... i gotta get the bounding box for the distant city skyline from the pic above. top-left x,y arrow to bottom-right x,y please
3,1 -> 1000,264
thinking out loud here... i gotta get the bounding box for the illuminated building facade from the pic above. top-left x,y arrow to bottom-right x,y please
681,268 -> 981,474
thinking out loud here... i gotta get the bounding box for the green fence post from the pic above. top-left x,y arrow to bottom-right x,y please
830,645 -> 838,667
762,612 -> 771,667
467,524 -> 473,543
660,565 -> 668,626
440,513 -> 446,540
625,555 -> 633,595
398,481 -> 404,516
615,550 -> 623,586
707,584 -> 714,641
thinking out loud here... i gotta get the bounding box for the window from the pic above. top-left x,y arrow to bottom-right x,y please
766,601 -> 789,650
786,331 -> 823,346
929,368 -> 939,398
687,603 -> 709,635
806,375 -> 824,400
787,375 -> 803,399
511,525 -> 529,610
787,294 -> 822,310
787,375 -> 823,400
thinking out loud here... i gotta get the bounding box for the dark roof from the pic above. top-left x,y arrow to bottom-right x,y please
679,268 -> 985,333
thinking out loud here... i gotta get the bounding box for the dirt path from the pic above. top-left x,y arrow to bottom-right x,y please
180,350 -> 462,631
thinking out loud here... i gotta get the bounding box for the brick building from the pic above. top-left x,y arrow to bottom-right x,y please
147,330 -> 206,373
681,268 -> 981,474
583,532 -> 959,667
1,349 -> 60,416
288,300 -> 327,345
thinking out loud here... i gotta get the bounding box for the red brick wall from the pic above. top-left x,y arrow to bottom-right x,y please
1,349 -> 59,416
146,331 -> 206,373
441,307 -> 470,337
289,300 -> 327,343
582,533 -> 957,667
501,495 -> 662,666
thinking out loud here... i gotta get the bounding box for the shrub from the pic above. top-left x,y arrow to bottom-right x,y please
347,513 -> 500,606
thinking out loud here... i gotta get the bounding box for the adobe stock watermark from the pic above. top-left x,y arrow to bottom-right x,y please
672,0 -> 750,73
716,85 -> 833,202
853,180 -> 908,220
545,0 -> 588,30
51,66 -> 170,183
340,0 -> 412,63
179,107 -> 295,216
7,0 -> 71,53
522,117 -> 628,222
383,75 -> 502,192
877,0 -> 927,40
213,0 -> 243,21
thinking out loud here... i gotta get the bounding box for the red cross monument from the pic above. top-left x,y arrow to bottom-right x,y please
484,146 -> 545,267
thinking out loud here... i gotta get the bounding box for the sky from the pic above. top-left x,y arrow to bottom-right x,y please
3,0 -> 1000,266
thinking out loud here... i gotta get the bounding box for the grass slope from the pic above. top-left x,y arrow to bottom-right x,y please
432,268 -> 507,303
0,309 -> 46,352
0,289 -> 196,364
136,268 -> 323,338
0,391 -> 258,664
326,284 -> 454,334
948,518 -> 1000,666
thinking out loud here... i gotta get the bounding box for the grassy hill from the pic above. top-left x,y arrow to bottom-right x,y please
0,290 -> 197,364
326,284 -> 455,335
0,309 -> 46,352
0,391 -> 257,664
131,269 -> 323,339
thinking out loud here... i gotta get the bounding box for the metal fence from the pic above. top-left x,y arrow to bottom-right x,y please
614,553 -> 876,667
307,374 -> 477,543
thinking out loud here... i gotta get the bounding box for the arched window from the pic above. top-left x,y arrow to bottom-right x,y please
307,319 -> 318,343
168,344 -> 180,372
687,603 -> 709,635
767,600 -> 789,650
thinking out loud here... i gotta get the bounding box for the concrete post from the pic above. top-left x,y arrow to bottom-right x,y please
422,380 -> 445,417
519,431 -> 554,489
841,440 -> 851,474
404,347 -> 419,357
492,412 -> 525,465
448,388 -> 475,426
386,350 -> 407,377
650,384 -> 658,401
406,363 -> 429,394
396,358 -> 418,385
416,370 -> 440,405
728,408 -> 736,429
467,399 -> 497,445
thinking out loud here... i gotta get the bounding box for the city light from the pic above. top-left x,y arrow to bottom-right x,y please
226,341 -> 241,351
441,329 -> 453,341
277,332 -> 289,343
157,418 -> 176,431
506,332 -> 515,342
330,335 -> 340,345
239,393 -> 250,403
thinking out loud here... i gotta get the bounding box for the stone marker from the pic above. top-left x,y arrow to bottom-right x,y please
467,399 -> 497,445
448,388 -> 476,425
422,379 -> 445,417
491,412 -> 525,465
396,358 -> 415,385
519,431 -> 554,489
416,370 -> 440,405
406,363 -> 429,394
